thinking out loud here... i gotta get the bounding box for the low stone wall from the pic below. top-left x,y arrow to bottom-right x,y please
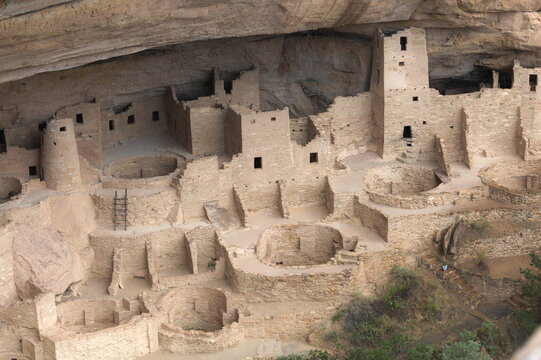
354,200 -> 388,240
367,185 -> 489,209
480,159 -> 541,204
225,258 -> 360,302
104,155 -> 182,179
91,188 -> 178,228
159,322 -> 244,353
89,227 -> 185,278
256,224 -> 342,267
239,308 -> 336,341
43,315 -> 159,360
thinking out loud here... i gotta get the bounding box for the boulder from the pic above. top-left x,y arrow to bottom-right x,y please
12,226 -> 84,300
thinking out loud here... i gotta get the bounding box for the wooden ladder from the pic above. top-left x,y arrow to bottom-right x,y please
113,189 -> 128,231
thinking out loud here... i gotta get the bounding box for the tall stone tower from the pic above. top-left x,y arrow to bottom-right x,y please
371,28 -> 430,160
40,118 -> 82,192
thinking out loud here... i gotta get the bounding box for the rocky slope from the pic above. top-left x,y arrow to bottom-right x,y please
0,0 -> 540,85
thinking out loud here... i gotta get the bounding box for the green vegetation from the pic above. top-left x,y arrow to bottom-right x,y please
470,218 -> 490,234
279,256 -> 541,360
475,250 -> 486,265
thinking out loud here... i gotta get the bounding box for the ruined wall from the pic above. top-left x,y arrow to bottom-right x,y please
91,188 -> 178,228
89,227 -> 185,278
44,316 -> 159,360
101,95 -> 168,148
188,106 -> 227,155
0,146 -> 40,180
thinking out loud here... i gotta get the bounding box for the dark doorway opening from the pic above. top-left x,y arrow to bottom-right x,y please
0,129 -> 6,153
403,126 -> 412,139
29,166 -> 37,176
224,80 -> 233,94
76,113 -> 83,123
310,152 -> 318,163
400,37 -> 407,51
530,74 -> 538,92
499,71 -> 513,89
109,120 -> 115,131
254,157 -> 262,169
127,115 -> 135,124
152,111 -> 160,121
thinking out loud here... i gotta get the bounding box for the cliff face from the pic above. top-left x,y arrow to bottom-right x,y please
0,0 -> 540,84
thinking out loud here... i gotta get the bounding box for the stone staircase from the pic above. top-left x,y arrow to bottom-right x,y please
396,148 -> 416,164
419,252 -> 483,308
335,250 -> 361,264
256,338 -> 283,359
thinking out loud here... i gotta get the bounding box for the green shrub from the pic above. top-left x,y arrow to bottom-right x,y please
475,250 -> 486,264
471,218 -> 490,233
477,320 -> 497,355
439,338 -> 483,360
520,251 -> 541,316
381,266 -> 419,312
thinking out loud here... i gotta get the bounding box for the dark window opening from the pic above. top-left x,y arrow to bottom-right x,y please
399,61 -> 405,66
127,115 -> 135,124
530,74 -> 538,92
423,121 -> 427,125
407,143 -> 412,147
450,125 -> 454,129
400,36 -> 407,51
377,69 -> 380,85
152,111 -> 159,121
224,80 -> 233,94
271,117 -> 276,121
413,96 -> 418,101
254,157 -> 262,169
403,126 -> 412,138
76,113 -> 83,123
310,152 -> 318,163
109,120 -> 115,131
29,166 -> 37,176
60,127 -> 66,132
39,122 -> 47,131
498,71 -> 513,89
0,129 -> 6,153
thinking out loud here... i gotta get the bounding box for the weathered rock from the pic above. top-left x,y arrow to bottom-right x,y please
0,0 -> 541,84
449,219 -> 466,255
11,226 -> 84,300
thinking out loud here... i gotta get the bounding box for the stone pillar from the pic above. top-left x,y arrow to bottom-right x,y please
40,118 -> 81,191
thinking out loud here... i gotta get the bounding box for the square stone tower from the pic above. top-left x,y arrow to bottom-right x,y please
371,28 -> 430,160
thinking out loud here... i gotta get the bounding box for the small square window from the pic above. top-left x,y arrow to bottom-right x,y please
310,152 -> 318,163
254,157 -> 262,169
152,111 -> 159,121
76,113 -> 83,123
128,115 -> 135,124
450,125 -> 454,129
422,121 -> 427,125
399,61 -> 405,66
29,166 -> 37,176
60,127 -> 66,132
271,117 -> 276,121
407,143 -> 412,147
109,120 -> 115,131
413,96 -> 418,102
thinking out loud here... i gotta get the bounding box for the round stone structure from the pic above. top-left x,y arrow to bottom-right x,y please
105,155 -> 179,179
362,165 -> 455,209
256,224 -> 343,267
480,159 -> 541,204
157,287 -> 243,353
0,177 -> 22,203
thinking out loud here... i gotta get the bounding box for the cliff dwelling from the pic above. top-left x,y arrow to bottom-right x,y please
1,2 -> 541,360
